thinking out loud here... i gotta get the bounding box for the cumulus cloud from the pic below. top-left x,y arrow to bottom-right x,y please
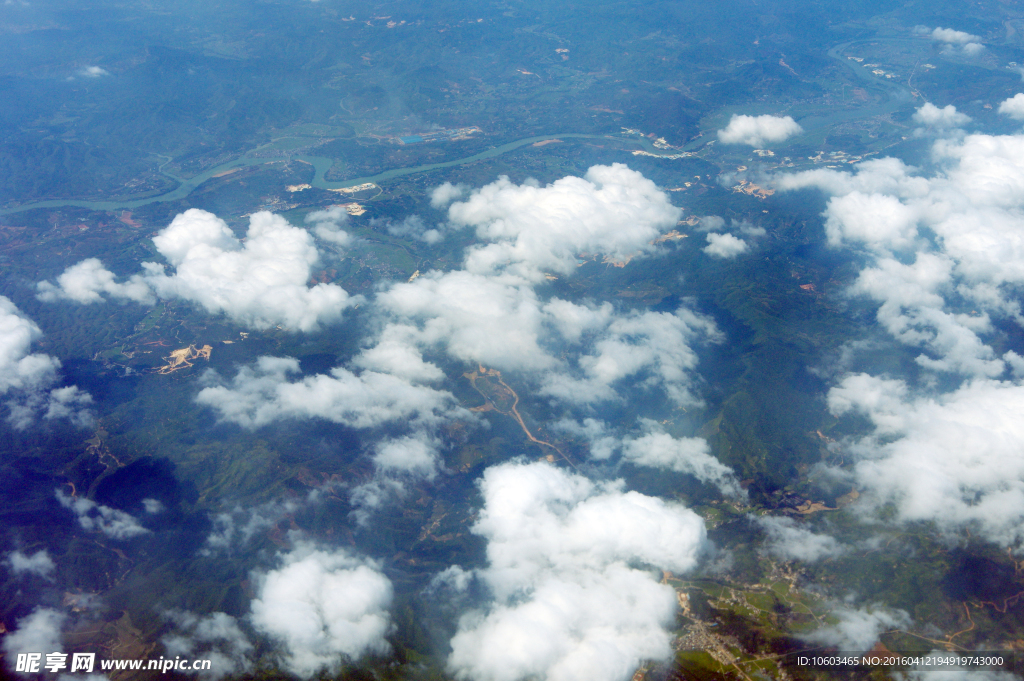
196,356 -> 464,430
201,499 -> 299,555
250,541 -> 393,678
912,102 -> 971,130
0,296 -> 92,428
448,164 -> 680,280
36,258 -> 153,304
555,419 -> 740,496
540,307 -> 720,407
703,232 -> 749,258
381,215 -> 443,244
620,430 -> 743,497
163,611 -> 253,680
305,206 -> 353,247
372,434 -> 440,478
807,606 -> 910,651
56,489 -> 150,540
928,28 -> 984,56
755,516 -> 846,562
828,374 -> 1024,546
430,181 -> 469,208
375,270 -> 556,372
717,114 -> 802,147
196,166 -> 716,524
998,93 -> 1024,121
2,608 -> 66,673
78,65 -> 110,77
7,549 -> 56,579
930,27 -> 981,45
446,461 -> 706,681
39,210 -> 358,332
774,132 -> 1024,377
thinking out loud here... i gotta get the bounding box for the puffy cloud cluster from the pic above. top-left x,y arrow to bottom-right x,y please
828,374 -> 1024,546
3,609 -> 66,674
250,541 -> 393,678
930,27 -> 981,44
557,419 -> 741,497
37,258 -> 154,305
379,215 -> 444,244
928,27 -> 984,55
201,499 -> 299,555
775,112 -> 1024,377
717,114 -> 803,147
912,103 -> 971,132
7,549 -> 56,579
0,296 -> 93,429
621,431 -> 742,495
998,93 -> 1024,121
196,166 -> 719,517
56,489 -> 150,540
540,306 -> 720,407
807,606 -> 910,651
373,271 -> 556,372
446,462 -> 706,681
38,210 -> 358,332
448,164 -> 680,280
430,181 -> 469,208
305,206 -> 354,247
754,516 -> 846,562
196,356 -> 464,430
704,232 -> 749,258
163,611 -> 253,680
771,109 -> 1024,548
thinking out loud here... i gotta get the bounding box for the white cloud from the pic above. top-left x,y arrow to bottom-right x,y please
755,516 -> 846,562
912,102 -> 971,129
250,541 -> 393,678
39,210 -> 359,332
195,356 -> 464,430
56,489 -> 150,540
305,206 -> 353,247
2,608 -> 66,674
7,549 -> 56,579
37,258 -> 154,304
375,270 -> 557,372
828,374 -> 1024,546
717,114 -> 802,147
0,296 -> 92,428
448,164 -> 680,280
998,93 -> 1024,121
774,131 -> 1024,377
621,430 -> 742,497
372,434 -> 440,478
430,181 -> 468,208
163,611 -> 253,680
930,27 -> 981,44
703,232 -> 748,258
382,215 -> 443,244
541,308 -> 720,407
807,606 -> 910,651
0,297 -> 61,395
822,191 -> 919,251
201,499 -> 299,555
78,66 -> 110,78
446,461 -> 706,681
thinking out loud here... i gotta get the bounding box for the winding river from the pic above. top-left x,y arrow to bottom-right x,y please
0,39 -> 916,217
